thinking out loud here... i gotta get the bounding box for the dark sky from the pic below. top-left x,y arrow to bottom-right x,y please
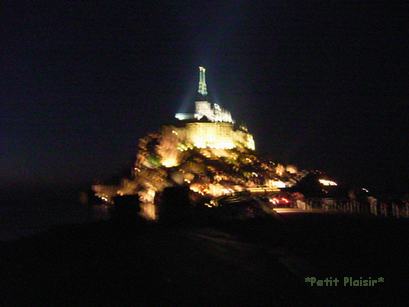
2,1 -> 408,193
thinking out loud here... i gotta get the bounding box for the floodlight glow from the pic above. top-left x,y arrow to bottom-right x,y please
319,179 -> 337,186
175,113 -> 194,120
269,180 -> 286,188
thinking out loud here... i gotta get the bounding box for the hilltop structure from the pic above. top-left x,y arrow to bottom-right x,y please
93,67 -> 304,220
173,67 -> 254,151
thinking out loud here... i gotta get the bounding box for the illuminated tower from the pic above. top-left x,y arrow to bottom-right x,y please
194,66 -> 233,123
176,66 -> 233,123
198,66 -> 208,96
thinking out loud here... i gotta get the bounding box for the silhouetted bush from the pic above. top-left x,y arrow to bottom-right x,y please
110,195 -> 141,224
157,186 -> 191,224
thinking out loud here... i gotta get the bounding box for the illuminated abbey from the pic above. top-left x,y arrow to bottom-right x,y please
93,66 -> 303,220
172,66 -> 255,152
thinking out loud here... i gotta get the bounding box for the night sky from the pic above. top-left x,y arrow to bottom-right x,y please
2,1 -> 408,193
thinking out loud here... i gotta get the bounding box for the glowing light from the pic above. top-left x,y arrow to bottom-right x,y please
185,122 -> 253,150
140,202 -> 156,220
161,157 -> 179,168
275,164 -> 285,176
157,129 -> 180,167
194,101 -> 234,123
319,179 -> 337,186
247,136 -> 255,150
177,143 -> 190,151
190,183 -> 205,195
139,189 -> 156,203
286,165 -> 298,174
269,197 -> 290,205
247,187 -> 279,193
268,180 -> 286,188
207,183 -> 234,197
193,140 -> 235,149
175,113 -> 194,121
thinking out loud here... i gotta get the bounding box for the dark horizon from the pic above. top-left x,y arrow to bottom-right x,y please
2,1 -> 408,194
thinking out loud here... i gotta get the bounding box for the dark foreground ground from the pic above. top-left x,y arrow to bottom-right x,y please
1,211 -> 408,306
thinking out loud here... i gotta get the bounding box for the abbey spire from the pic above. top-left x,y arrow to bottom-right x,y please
198,66 -> 208,96
175,66 -> 233,123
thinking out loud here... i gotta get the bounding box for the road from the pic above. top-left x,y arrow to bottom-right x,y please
1,211 -> 408,306
273,208 -> 332,214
